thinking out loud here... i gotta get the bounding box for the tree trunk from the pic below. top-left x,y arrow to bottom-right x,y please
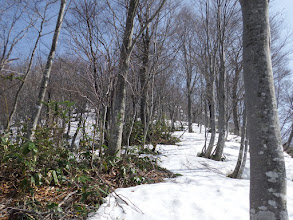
202,99 -> 208,154
214,47 -> 226,161
139,24 -> 150,134
98,106 -> 107,157
107,0 -> 139,157
99,105 -> 107,152
71,112 -> 83,149
169,107 -> 175,131
232,67 -> 240,136
26,0 -> 66,141
225,73 -> 230,141
126,106 -> 137,153
183,42 -> 193,133
230,105 -> 247,178
199,76 -> 205,134
66,107 -> 72,142
204,80 -> 216,158
139,23 -> 151,146
144,72 -> 156,145
203,0 -> 216,158
214,0 -> 228,161
237,132 -> 248,179
187,88 -> 193,133
240,0 -> 288,219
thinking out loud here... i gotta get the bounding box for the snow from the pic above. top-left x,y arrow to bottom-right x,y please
88,124 -> 293,220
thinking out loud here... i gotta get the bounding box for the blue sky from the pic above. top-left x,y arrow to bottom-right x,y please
273,0 -> 293,29
272,0 -> 293,76
10,0 -> 293,80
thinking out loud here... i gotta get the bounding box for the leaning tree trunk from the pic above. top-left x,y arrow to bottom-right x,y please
107,0 -> 139,157
237,131 -> 249,179
240,0 -> 288,219
230,105 -> 247,179
26,0 -> 66,141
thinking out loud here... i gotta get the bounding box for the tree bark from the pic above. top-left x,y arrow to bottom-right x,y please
240,0 -> 288,219
26,0 -> 67,141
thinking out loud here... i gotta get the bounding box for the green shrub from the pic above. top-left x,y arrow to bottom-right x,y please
123,119 -> 180,147
0,101 -> 176,219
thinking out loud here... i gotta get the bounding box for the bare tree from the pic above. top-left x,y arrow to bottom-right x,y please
175,7 -> 199,133
6,1 -> 52,131
0,1 -> 31,73
213,0 -> 238,161
196,0 -> 218,158
107,0 -> 166,157
229,44 -> 242,136
27,0 -> 67,141
106,0 -> 139,157
0,1 -> 34,129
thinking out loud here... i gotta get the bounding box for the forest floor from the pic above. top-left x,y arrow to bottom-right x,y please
88,124 -> 293,220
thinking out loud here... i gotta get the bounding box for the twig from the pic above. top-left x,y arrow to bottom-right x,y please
178,127 -> 189,139
58,190 -> 78,207
7,207 -> 51,217
93,172 -> 129,206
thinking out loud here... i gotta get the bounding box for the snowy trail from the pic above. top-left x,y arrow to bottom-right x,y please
89,125 -> 293,220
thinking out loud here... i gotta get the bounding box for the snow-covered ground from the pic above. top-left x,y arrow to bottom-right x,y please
88,124 -> 293,220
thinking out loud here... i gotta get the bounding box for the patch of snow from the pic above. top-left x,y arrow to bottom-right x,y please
88,124 -> 293,220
